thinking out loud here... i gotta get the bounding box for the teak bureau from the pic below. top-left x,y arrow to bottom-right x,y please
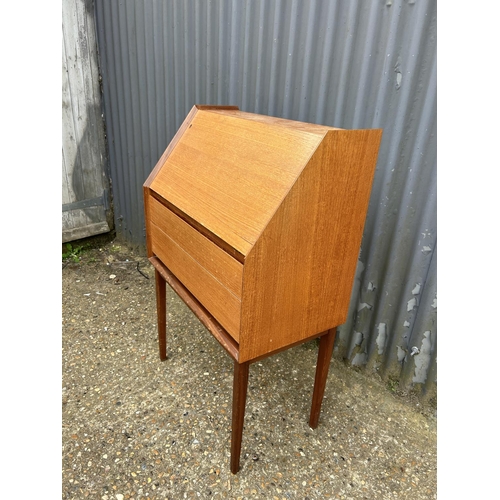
143,105 -> 382,473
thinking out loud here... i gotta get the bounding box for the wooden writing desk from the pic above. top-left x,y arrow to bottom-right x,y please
143,105 -> 382,473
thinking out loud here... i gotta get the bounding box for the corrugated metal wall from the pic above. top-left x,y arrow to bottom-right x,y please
94,0 -> 436,396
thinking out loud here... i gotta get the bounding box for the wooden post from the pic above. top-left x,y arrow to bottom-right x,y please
154,269 -> 167,361
230,360 -> 250,473
309,328 -> 336,429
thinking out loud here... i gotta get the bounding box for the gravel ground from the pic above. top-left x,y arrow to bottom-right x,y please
62,239 -> 437,500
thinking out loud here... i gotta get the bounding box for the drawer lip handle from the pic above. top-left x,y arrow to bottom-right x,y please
149,191 -> 246,263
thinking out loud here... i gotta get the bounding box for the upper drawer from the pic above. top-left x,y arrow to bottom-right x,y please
149,196 -> 243,298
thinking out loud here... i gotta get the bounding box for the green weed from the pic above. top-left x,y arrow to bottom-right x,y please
387,376 -> 399,393
62,243 -> 84,263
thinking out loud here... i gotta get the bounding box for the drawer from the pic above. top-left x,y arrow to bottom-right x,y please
149,197 -> 243,340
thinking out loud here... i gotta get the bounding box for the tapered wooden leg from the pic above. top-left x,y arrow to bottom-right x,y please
230,360 -> 250,474
154,269 -> 167,361
309,328 -> 337,429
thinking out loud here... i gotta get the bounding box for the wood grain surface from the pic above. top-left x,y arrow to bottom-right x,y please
145,107 -> 382,362
150,220 -> 242,341
149,196 -> 243,298
239,128 -> 382,362
149,109 -> 325,256
144,106 -> 239,257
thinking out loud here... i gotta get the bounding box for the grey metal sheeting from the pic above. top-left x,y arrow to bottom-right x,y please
94,0 -> 437,395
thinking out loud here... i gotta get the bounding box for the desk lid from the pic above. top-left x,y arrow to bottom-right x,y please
145,105 -> 340,257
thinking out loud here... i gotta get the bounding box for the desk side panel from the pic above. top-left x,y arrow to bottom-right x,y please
239,129 -> 382,362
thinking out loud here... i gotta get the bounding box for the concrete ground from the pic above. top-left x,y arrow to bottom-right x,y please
62,239 -> 437,500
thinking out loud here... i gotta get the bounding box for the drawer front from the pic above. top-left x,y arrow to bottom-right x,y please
149,197 -> 243,340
